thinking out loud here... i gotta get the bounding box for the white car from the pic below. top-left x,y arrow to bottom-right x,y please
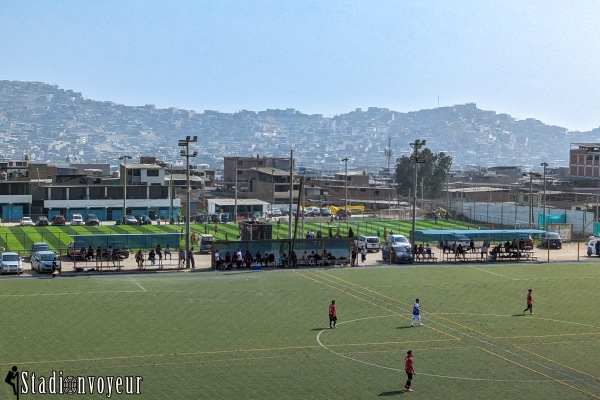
70,214 -> 84,226
386,234 -> 412,248
0,252 -> 24,274
20,216 -> 35,226
354,235 -> 381,252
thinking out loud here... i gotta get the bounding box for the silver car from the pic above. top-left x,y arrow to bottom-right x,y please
31,250 -> 61,273
0,252 -> 24,274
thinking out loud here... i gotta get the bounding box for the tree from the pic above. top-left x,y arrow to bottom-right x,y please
394,149 -> 452,200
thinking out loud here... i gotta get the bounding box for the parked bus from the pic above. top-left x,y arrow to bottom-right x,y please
199,234 -> 215,253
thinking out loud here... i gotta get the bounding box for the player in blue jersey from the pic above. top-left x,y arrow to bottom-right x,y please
411,298 -> 422,326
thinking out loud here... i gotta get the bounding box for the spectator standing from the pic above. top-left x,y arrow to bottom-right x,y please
188,247 -> 195,269
179,248 -> 186,268
360,246 -> 367,266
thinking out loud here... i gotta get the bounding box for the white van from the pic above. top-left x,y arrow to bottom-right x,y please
354,235 -> 381,252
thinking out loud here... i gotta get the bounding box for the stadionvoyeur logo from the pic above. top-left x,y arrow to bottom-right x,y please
5,366 -> 143,398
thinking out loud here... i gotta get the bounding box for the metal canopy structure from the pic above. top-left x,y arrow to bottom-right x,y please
413,229 -> 546,243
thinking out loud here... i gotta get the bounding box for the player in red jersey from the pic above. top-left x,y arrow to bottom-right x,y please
523,289 -> 534,314
404,350 -> 415,392
329,300 -> 337,328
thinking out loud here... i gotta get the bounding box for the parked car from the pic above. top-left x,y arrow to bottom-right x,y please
381,245 -> 414,264
320,208 -> 332,216
30,242 -> 50,258
70,213 -> 84,226
104,241 -> 130,259
516,233 -> 534,250
36,216 -> 50,226
541,232 -> 562,249
195,214 -> 205,224
137,215 -> 152,225
31,250 -> 61,273
305,207 -> 321,216
122,215 -> 139,225
386,234 -> 411,248
85,214 -> 100,226
439,234 -> 471,249
67,240 -> 89,260
354,235 -> 381,252
20,216 -> 35,226
51,215 -> 66,226
270,209 -> 282,217
0,252 -> 24,274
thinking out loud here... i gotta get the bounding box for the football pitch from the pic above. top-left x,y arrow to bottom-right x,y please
1,262 -> 599,399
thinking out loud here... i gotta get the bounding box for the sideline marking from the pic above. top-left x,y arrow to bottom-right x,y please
435,312 -> 600,339
132,279 -> 147,292
466,266 -> 518,280
478,346 -> 600,398
513,345 -> 599,380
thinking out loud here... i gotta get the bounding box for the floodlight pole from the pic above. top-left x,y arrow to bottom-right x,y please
179,136 -> 198,269
234,157 -> 238,223
342,157 -> 349,223
271,168 -> 275,214
410,139 -> 426,250
119,155 -> 132,221
541,162 -> 548,230
529,173 -> 533,228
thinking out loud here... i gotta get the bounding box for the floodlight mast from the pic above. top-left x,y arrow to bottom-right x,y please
118,155 -> 132,221
540,162 -> 548,230
410,139 -> 426,251
179,136 -> 198,269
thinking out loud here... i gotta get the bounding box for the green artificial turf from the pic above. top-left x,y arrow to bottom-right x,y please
0,262 -> 598,399
0,218 -> 477,255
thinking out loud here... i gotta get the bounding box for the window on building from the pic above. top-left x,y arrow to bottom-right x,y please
146,170 -> 159,176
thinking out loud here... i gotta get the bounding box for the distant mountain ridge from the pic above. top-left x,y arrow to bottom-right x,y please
0,80 -> 597,171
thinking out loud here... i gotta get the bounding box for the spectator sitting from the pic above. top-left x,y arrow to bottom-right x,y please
456,244 -> 466,258
148,249 -> 156,265
417,244 -> 424,259
225,251 -> 232,269
245,250 -> 253,268
425,244 -> 432,258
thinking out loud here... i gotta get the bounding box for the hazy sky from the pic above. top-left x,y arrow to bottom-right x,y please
2,1 -> 599,130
